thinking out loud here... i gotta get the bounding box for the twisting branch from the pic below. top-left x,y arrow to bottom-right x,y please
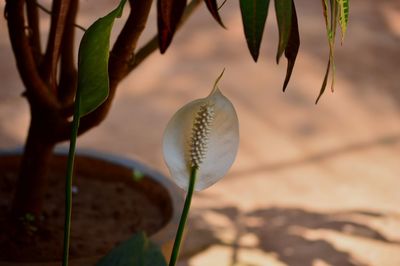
128,0 -> 202,72
40,0 -> 70,91
35,1 -> 51,13
76,0 -> 203,138
54,0 -> 202,141
54,0 -> 154,139
108,0 -> 154,83
35,1 -> 86,32
73,0 -> 154,136
5,0 -> 59,110
26,1 -> 41,64
58,0 -> 79,104
128,35 -> 158,70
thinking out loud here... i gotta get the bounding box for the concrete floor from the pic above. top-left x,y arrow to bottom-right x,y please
1,0 -> 400,265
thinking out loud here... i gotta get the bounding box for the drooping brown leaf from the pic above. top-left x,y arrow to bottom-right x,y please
330,1 -> 339,92
316,0 -> 339,102
157,0 -> 187,53
315,59 -> 330,104
282,0 -> 299,92
204,0 -> 225,27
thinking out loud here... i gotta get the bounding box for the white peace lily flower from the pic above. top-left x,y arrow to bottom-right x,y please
163,72 -> 239,191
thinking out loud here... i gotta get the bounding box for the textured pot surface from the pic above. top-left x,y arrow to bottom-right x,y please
0,148 -> 183,266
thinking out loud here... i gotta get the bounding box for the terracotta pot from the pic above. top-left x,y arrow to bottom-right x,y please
0,148 -> 183,266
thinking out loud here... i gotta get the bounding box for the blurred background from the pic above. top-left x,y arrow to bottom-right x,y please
1,0 -> 400,265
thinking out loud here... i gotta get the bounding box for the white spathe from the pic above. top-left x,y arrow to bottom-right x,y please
163,81 -> 239,191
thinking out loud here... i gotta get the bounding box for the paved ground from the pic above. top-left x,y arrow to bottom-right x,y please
1,0 -> 400,265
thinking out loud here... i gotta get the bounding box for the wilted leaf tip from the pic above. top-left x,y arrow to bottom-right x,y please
210,68 -> 225,95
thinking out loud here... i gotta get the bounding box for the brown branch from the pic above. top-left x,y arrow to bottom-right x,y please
76,0 -> 154,135
76,0 -> 202,138
26,1 -> 41,64
54,0 -> 154,140
60,0 -> 155,114
108,0 -> 154,83
55,0 -> 202,141
35,1 -> 51,14
5,0 -> 59,110
40,0 -> 70,91
58,0 -> 78,104
128,34 -> 158,70
35,1 -> 86,31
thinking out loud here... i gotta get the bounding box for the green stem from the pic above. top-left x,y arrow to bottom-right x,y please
62,91 -> 81,266
169,167 -> 197,266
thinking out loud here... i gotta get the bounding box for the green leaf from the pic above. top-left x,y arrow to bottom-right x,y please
274,0 -> 292,63
132,169 -> 145,181
337,0 -> 349,43
204,0 -> 225,28
96,232 -> 167,266
77,0 -> 127,117
282,0 -> 299,92
240,0 -> 270,62
63,3 -> 128,262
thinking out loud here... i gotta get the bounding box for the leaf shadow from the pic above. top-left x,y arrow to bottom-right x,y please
181,206 -> 400,266
229,133 -> 400,178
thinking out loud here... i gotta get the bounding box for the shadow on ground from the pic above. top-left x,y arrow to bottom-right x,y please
180,206 -> 400,266
230,134 -> 400,178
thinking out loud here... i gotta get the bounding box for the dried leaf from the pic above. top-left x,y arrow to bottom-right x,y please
315,59 -> 330,104
317,0 -> 339,102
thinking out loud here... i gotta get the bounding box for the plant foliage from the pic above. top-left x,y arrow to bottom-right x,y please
316,0 -> 344,103
63,0 -> 350,264
63,1 -> 128,264
204,0 -> 225,27
157,0 -> 187,53
78,0 -> 127,116
239,0 -> 270,62
337,0 -> 349,43
96,232 -> 167,266
282,0 -> 300,92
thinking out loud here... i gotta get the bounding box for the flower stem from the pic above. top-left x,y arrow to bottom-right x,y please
62,91 -> 81,266
169,167 -> 197,266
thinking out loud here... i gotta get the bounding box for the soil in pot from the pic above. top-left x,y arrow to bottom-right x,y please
0,153 -> 173,263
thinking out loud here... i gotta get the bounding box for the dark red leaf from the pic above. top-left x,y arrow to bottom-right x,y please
157,0 -> 187,53
204,0 -> 225,28
282,0 -> 300,92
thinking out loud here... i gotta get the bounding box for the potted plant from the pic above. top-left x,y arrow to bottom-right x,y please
1,0 -> 349,265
